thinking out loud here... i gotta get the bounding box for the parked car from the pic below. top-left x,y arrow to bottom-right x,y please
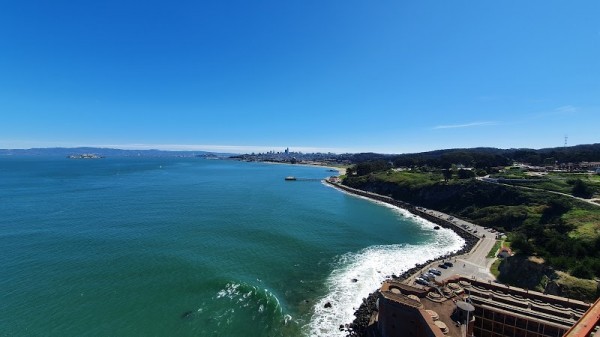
438,263 -> 448,269
444,261 -> 454,267
428,268 -> 442,276
415,278 -> 429,286
422,273 -> 436,281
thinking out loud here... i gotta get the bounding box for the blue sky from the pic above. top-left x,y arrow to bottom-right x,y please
1,1 -> 598,154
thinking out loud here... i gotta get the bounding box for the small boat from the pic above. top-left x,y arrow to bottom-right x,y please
285,176 -> 297,181
434,226 -> 440,230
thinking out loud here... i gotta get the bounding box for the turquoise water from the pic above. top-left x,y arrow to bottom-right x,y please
0,157 -> 464,336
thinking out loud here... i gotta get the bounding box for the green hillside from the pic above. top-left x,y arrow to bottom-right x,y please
344,170 -> 600,280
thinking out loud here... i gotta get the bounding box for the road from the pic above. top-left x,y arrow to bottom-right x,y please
407,208 -> 500,286
327,181 -> 502,285
477,176 -> 600,208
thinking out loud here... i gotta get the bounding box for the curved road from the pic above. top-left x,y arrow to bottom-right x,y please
407,207 -> 500,286
477,176 -> 600,208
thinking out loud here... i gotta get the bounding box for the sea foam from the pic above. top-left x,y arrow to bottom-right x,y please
308,186 -> 465,336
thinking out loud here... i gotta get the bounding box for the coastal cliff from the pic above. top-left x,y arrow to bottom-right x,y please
342,175 -> 525,215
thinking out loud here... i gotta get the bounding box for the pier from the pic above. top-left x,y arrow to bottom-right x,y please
284,176 -> 323,181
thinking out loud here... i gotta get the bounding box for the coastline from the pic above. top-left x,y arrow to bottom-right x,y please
244,159 -> 348,175
323,180 -> 481,336
324,180 -> 480,248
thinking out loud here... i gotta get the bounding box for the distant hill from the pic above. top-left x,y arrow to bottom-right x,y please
346,143 -> 600,168
0,147 -> 233,158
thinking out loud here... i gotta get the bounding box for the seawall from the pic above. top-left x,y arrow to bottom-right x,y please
324,180 -> 480,248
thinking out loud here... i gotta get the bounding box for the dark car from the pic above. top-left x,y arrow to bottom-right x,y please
444,261 -> 454,267
415,278 -> 429,286
428,268 -> 442,276
421,273 -> 434,281
438,264 -> 448,269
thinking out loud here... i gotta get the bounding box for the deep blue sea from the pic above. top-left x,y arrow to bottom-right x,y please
0,157 -> 464,336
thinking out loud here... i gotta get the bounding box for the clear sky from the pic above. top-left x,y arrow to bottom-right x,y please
1,1 -> 598,154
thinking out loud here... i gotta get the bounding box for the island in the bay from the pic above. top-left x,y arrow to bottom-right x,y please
67,153 -> 104,159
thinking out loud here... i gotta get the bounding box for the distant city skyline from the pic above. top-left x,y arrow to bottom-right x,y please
1,1 -> 598,154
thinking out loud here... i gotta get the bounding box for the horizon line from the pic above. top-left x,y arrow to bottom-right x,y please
1,141 -> 597,155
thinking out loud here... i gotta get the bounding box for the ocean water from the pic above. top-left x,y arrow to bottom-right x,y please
0,157 -> 464,336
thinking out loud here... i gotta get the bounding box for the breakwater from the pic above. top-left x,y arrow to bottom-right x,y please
324,180 -> 481,337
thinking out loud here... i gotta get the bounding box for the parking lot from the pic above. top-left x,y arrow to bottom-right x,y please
407,208 -> 501,287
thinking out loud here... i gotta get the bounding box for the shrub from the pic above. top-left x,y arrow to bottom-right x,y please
572,179 -> 594,199
572,263 -> 595,279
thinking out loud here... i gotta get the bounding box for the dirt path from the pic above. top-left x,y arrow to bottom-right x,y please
477,177 -> 600,208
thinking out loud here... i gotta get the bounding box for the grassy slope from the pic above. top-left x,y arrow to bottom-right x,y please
564,209 -> 600,239
553,271 -> 598,301
492,171 -> 600,198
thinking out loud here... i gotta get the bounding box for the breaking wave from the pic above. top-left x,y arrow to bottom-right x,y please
198,281 -> 299,336
307,191 -> 465,336
215,281 -> 282,317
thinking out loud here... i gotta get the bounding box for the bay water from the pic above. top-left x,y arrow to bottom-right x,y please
0,157 -> 464,336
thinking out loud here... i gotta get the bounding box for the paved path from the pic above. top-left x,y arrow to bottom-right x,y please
477,176 -> 600,208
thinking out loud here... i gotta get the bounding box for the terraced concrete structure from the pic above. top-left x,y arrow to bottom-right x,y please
374,276 -> 597,337
459,277 -> 590,337
563,297 -> 600,337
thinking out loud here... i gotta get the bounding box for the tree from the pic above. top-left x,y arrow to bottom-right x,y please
572,179 -> 594,199
511,233 -> 534,255
540,199 -> 572,224
476,169 -> 488,177
457,169 -> 476,179
442,169 -> 452,182
355,160 -> 390,176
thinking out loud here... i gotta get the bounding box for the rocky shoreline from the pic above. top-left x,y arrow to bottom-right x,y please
323,180 -> 480,337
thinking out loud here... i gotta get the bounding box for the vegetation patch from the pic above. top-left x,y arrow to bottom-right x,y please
487,240 -> 503,258
553,271 -> 598,302
494,172 -> 600,199
372,170 -> 442,187
490,259 -> 501,278
564,209 -> 600,239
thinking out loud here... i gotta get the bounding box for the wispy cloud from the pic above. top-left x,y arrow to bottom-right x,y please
555,105 -> 578,114
432,121 -> 498,130
529,105 -> 579,120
